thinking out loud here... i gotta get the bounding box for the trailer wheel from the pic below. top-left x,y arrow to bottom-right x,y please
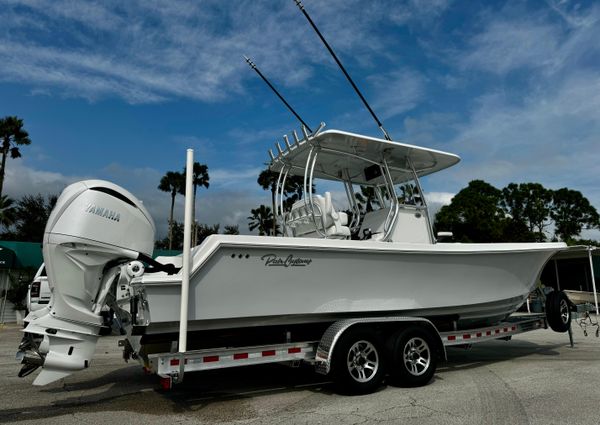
546,291 -> 571,333
387,326 -> 437,387
331,327 -> 386,394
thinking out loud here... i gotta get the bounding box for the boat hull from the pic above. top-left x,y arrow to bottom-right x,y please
564,290 -> 600,306
132,236 -> 564,334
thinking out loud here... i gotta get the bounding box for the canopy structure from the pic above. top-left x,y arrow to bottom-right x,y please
0,246 -> 16,269
549,245 -> 599,315
269,129 -> 460,186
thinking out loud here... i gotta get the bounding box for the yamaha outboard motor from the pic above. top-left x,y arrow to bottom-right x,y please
17,180 -> 155,385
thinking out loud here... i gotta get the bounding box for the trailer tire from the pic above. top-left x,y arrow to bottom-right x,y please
546,291 -> 571,333
386,326 -> 437,387
331,327 -> 386,395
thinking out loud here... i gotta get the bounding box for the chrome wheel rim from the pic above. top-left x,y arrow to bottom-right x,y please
347,340 -> 379,383
403,337 -> 431,377
559,299 -> 570,324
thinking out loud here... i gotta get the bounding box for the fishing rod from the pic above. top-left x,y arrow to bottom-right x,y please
293,0 -> 392,141
244,55 -> 313,133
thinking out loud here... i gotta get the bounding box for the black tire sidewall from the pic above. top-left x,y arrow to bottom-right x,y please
387,326 -> 437,387
546,291 -> 571,333
331,327 -> 386,395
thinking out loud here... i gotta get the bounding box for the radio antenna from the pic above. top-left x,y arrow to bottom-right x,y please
244,55 -> 313,133
293,0 -> 391,141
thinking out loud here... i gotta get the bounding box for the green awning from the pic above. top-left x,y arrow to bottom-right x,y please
0,246 -> 16,269
0,241 -> 43,269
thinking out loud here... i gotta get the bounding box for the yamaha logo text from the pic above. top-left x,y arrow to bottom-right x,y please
85,204 -> 121,222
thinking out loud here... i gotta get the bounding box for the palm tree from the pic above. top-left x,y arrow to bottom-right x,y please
355,186 -> 379,213
158,171 -> 185,250
257,169 -> 307,234
223,225 -> 239,235
11,194 -> 57,242
0,116 -> 31,199
0,195 -> 16,231
179,162 -> 209,246
248,205 -> 278,236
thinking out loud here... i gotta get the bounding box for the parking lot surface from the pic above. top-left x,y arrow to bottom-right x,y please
1,321 -> 599,425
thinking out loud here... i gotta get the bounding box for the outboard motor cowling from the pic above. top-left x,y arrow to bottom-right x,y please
18,180 -> 155,385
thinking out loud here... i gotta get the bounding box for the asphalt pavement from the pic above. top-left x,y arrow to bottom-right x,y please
0,319 -> 599,425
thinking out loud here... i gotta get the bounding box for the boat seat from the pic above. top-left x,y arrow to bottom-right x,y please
358,207 -> 390,241
286,192 -> 350,239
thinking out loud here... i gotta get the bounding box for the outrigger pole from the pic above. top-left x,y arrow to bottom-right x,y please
244,55 -> 313,133
293,0 -> 392,141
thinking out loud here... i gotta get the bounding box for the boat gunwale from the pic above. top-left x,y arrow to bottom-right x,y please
135,234 -> 566,285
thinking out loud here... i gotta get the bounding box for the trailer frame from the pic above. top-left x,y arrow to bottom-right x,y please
140,313 -> 552,390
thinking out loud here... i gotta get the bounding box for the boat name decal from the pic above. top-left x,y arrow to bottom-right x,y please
85,203 -> 121,222
261,254 -> 312,267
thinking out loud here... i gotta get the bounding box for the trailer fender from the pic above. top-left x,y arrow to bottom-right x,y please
314,317 -> 445,375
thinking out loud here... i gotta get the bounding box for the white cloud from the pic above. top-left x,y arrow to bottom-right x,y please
388,0 -> 451,26
425,191 -> 454,220
443,71 -> 600,213
459,3 -> 600,77
435,3 -> 600,218
0,0 -> 452,104
3,159 -> 85,199
461,19 -> 559,74
369,69 -> 426,120
209,167 -> 263,188
426,191 -> 454,205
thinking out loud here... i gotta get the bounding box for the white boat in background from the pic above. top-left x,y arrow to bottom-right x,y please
564,290 -> 600,305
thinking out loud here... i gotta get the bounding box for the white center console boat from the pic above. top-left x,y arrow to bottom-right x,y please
16,127 -> 566,388
133,128 -> 564,333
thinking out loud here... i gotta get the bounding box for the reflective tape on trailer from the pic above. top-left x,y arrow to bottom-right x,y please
151,341 -> 318,377
441,318 -> 546,346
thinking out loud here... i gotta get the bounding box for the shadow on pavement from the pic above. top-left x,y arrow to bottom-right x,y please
0,334 -> 573,423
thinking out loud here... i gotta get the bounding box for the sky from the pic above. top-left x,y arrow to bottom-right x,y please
1,0 -> 599,239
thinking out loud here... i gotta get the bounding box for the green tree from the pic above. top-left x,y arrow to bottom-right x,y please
4,194 -> 57,242
179,162 -> 210,245
155,221 -> 184,250
196,223 -> 220,245
501,183 -> 552,241
550,188 -> 600,242
355,185 -> 391,213
0,195 -> 16,231
257,169 -> 305,234
355,186 -> 379,213
155,221 -> 221,249
0,116 -> 31,199
224,224 -> 239,235
248,205 -> 278,236
158,171 -> 185,250
6,275 -> 29,311
434,180 -> 507,242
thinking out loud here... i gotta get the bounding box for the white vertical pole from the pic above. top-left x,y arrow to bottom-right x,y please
178,149 -> 194,354
588,247 -> 599,316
